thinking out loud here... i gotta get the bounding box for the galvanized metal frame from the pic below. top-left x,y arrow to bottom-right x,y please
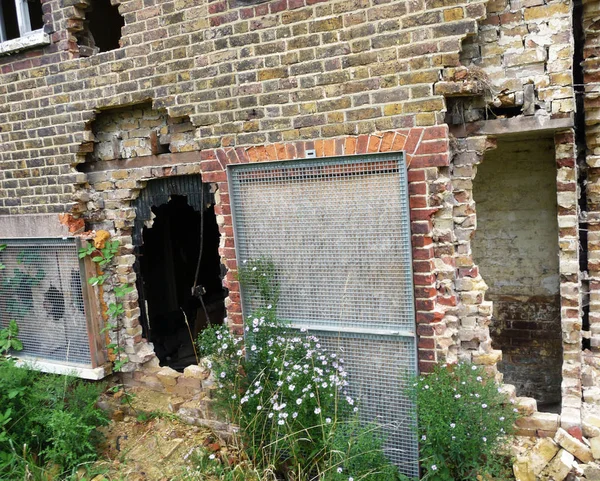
0,237 -> 101,368
228,153 -> 418,477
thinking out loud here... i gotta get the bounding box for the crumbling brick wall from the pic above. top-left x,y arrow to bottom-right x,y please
0,0 -> 585,430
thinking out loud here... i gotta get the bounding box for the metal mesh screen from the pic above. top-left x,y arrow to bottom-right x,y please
229,154 -> 418,476
318,332 -> 418,476
0,238 -> 92,366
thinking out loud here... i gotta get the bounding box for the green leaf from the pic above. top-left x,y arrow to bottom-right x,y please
91,256 -> 104,263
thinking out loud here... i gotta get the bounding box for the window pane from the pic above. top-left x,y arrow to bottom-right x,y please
0,0 -> 20,40
27,0 -> 43,30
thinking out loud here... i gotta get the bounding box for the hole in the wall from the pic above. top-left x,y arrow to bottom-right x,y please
80,0 -> 124,54
83,103 -> 194,163
136,193 -> 227,371
472,135 -> 563,411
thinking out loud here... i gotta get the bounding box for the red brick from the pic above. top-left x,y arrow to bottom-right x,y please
391,133 -> 407,151
235,147 -> 249,163
410,153 -> 449,168
422,125 -> 448,140
345,136 -> 357,154
315,139 -> 325,157
418,337 -> 435,349
415,139 -> 448,155
368,134 -> 381,152
324,139 -> 335,157
265,144 -> 278,161
412,246 -> 434,260
380,131 -> 395,152
413,273 -> 435,285
285,143 -> 296,160
408,169 -> 426,182
356,134 -> 369,154
275,143 -> 287,160
409,195 -> 428,208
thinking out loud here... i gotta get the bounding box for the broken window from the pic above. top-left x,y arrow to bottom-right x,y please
0,0 -> 43,42
472,136 -> 562,411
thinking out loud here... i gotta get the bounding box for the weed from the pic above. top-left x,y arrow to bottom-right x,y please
411,362 -> 519,480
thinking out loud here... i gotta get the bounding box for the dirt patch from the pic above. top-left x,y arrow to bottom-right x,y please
92,386 -> 234,481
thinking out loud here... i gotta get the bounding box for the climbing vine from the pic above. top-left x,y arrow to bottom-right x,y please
78,235 -> 133,372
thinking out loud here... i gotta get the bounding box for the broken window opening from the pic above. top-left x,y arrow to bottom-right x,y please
472,136 -> 563,412
78,0 -> 124,55
0,0 -> 43,42
136,193 -> 226,371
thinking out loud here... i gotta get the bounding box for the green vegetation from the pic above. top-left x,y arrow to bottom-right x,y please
412,362 -> 519,480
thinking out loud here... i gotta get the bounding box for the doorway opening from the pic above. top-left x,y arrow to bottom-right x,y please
472,135 -> 562,411
136,189 -> 226,371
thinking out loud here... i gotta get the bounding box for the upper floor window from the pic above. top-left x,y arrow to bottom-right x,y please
0,0 -> 49,55
0,0 -> 43,42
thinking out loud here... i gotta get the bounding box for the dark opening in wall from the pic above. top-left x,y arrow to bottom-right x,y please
84,0 -> 124,53
135,187 -> 226,371
472,136 -> 562,411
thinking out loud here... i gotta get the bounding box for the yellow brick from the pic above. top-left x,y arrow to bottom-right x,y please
416,112 -> 436,126
524,2 -> 570,21
443,7 -> 463,22
383,103 -> 404,116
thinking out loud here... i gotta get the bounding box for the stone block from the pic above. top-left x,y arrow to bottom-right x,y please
513,457 -> 536,481
156,367 -> 181,387
516,412 -> 560,432
540,449 -> 574,481
555,428 -> 594,463
183,364 -> 210,380
530,438 -> 560,475
591,436 -> 600,460
583,464 -> 600,481
516,397 -> 538,416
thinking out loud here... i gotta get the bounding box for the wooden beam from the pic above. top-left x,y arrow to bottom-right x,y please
449,114 -> 574,138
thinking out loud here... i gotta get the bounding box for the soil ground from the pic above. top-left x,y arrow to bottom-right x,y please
89,387 -> 233,481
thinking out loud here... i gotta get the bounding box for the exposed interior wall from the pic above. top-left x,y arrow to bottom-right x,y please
472,136 -> 562,408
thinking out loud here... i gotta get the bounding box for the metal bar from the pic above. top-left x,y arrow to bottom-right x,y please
287,322 -> 415,338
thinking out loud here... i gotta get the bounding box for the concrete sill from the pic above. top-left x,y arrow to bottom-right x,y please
0,29 -> 50,56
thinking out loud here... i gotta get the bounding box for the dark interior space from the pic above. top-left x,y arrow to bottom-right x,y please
1,0 -> 19,40
86,0 -> 124,52
137,195 -> 226,370
27,0 -> 44,30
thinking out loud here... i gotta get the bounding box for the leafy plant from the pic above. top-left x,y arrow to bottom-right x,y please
0,361 -> 108,478
412,362 -> 519,480
0,319 -> 23,355
79,238 -> 133,373
198,258 -> 402,481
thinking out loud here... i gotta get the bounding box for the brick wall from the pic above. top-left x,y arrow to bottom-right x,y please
0,0 -> 583,395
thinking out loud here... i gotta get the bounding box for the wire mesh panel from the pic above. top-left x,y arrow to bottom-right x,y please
0,238 -> 92,366
229,153 -> 418,476
317,332 -> 418,477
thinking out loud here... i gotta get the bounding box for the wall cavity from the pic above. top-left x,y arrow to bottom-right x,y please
472,136 -> 562,408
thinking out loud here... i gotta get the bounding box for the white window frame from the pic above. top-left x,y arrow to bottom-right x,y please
0,0 -> 49,55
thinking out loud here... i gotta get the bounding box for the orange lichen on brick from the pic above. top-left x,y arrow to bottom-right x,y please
94,230 -> 111,249
58,213 -> 85,234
